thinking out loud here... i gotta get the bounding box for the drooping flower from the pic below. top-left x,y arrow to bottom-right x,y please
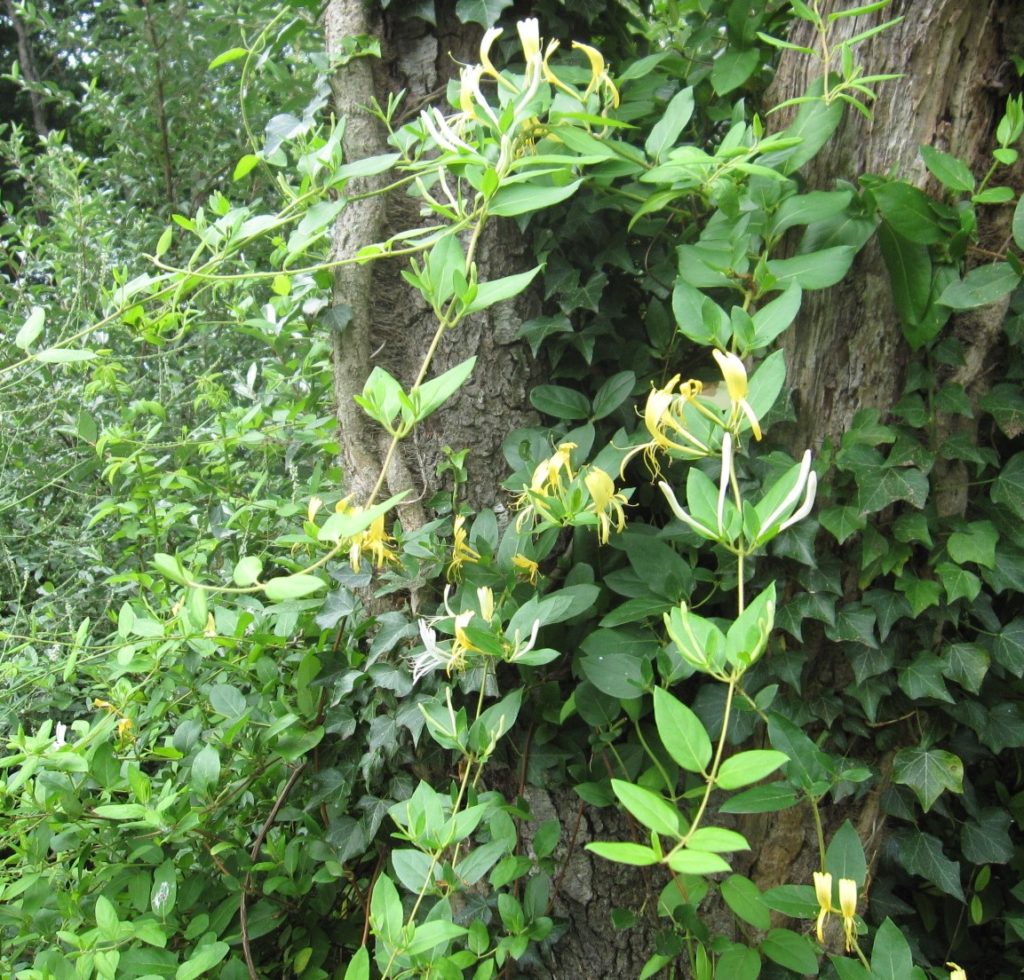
622,375 -> 711,477
512,553 -> 540,584
517,18 -> 541,63
813,871 -> 834,944
531,442 -> 577,493
479,26 -> 519,92
838,878 -> 858,953
712,349 -> 762,440
337,497 -> 399,572
584,466 -> 627,544
754,449 -> 818,544
52,722 -> 68,749
572,41 -> 620,106
447,514 -> 480,581
947,964 -> 967,980
410,620 -> 451,683
477,586 -> 495,623
659,480 -> 718,541
307,496 -> 324,524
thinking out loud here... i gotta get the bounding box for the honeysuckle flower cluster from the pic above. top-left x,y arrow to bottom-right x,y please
419,17 -> 618,169
447,514 -> 481,581
333,496 -> 398,572
513,442 -> 630,544
814,871 -> 859,952
409,586 -> 542,684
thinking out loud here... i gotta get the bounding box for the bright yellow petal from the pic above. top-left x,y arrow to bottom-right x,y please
712,348 -> 748,402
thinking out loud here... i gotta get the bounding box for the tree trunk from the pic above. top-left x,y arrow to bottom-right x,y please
771,0 -> 1019,453
753,0 -> 1020,907
4,0 -> 49,138
325,5 -> 661,975
326,0 -> 539,522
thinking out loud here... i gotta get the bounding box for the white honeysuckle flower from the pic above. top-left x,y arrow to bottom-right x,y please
717,432 -> 733,535
410,620 -> 450,684
517,18 -> 540,63
659,481 -> 718,540
508,618 -> 541,661
462,64 -> 502,129
52,722 -> 68,749
420,107 -> 471,154
756,449 -> 817,543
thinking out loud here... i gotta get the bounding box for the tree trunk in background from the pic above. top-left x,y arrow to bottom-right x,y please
325,0 -> 539,521
750,0 -> 1020,910
4,0 -> 49,138
771,0 -> 1020,454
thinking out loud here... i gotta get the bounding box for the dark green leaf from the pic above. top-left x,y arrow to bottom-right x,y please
761,928 -> 819,975
454,0 -> 512,27
871,180 -> 943,244
891,829 -> 964,900
870,919 -> 912,980
711,48 -> 760,95
920,145 -> 975,193
766,246 -> 858,289
893,746 -> 964,812
529,384 -> 591,420
939,263 -> 1020,310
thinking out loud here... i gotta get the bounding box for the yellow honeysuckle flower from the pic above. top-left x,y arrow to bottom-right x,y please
447,514 -> 480,582
622,375 -> 710,477
947,963 -> 967,980
542,39 -> 579,101
307,496 -> 323,524
531,442 -> 577,494
116,717 -> 134,738
479,26 -> 518,93
712,349 -> 762,440
512,553 -> 539,584
813,871 -> 834,943
571,41 -> 620,106
517,18 -> 540,63
94,698 -> 115,712
584,466 -> 627,544
838,878 -> 858,952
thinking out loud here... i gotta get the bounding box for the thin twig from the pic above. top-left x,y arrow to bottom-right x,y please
241,762 -> 307,979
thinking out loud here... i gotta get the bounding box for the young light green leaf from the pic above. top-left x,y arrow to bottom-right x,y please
208,47 -> 248,69
232,555 -> 263,587
414,356 -> 477,421
15,306 -> 45,350
151,552 -> 190,586
716,750 -> 789,790
263,574 -> 327,603
175,942 -> 230,980
343,947 -> 370,980
721,875 -> 772,930
611,779 -> 682,838
920,144 -> 975,193
666,848 -> 732,875
645,87 -> 695,161
465,267 -> 540,313
35,348 -> 97,363
586,841 -> 660,866
653,687 -> 712,773
489,180 -> 582,217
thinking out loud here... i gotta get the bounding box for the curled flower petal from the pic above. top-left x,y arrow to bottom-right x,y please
659,481 -> 718,540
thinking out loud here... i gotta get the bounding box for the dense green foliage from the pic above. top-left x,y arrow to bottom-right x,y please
2,1 -> 1024,978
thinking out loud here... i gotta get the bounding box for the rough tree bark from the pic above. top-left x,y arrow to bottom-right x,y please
772,0 -> 1021,453
4,0 -> 49,138
749,0 -> 1021,921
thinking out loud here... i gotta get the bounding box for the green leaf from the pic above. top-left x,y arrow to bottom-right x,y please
1013,193 -> 1024,250
591,371 -> 636,421
947,520 -> 997,568
993,618 -> 1024,676
825,820 -> 867,885
415,356 -> 477,420
711,48 -> 760,96
466,267 -> 541,313
898,652 -> 955,701
232,555 -> 263,587
760,928 -> 819,975
666,848 -> 732,875
530,384 -> 591,420
878,222 -> 932,345
586,841 -> 660,866
35,348 -> 97,363
15,306 -> 45,350
936,562 -> 981,603
645,87 -> 695,161
750,283 -> 802,349
893,746 -> 964,812
610,780 -> 681,838
653,687 -> 712,773
190,744 -> 220,794
992,453 -> 1024,518
858,466 -> 929,513
771,94 -> 844,174
920,144 -> 975,193
721,875 -> 771,930
208,47 -> 248,69
233,154 -> 260,180
766,246 -> 858,289
489,180 -> 582,217
454,0 -> 511,27
94,894 -> 119,938
939,262 -> 1020,310
819,506 -> 866,544
773,191 -> 852,236
941,643 -> 989,694
370,873 -> 403,944
175,942 -> 229,980
151,552 -> 189,586
688,827 -> 749,853
343,947 -> 370,980
871,180 -> 943,244
151,859 -> 177,917
318,492 -> 408,544
716,750 -> 789,790
264,574 -> 326,602
719,783 -> 798,814
870,919 -> 912,980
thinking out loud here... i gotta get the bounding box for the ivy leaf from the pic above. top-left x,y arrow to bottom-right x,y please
454,0 -> 511,27
936,562 -> 982,603
947,521 -> 997,568
892,746 -> 964,812
819,505 -> 866,544
898,654 -> 955,703
992,453 -> 1024,519
982,702 -> 1024,753
941,643 -> 989,694
890,829 -> 964,900
857,466 -> 929,513
993,618 -> 1024,676
961,809 -> 1014,865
